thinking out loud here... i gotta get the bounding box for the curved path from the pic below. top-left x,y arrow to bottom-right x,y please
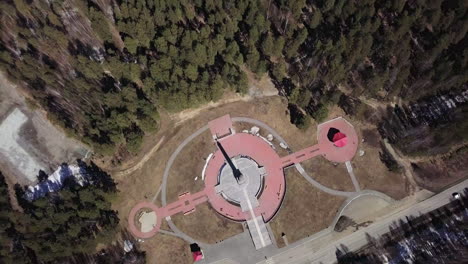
149,124 -> 209,246
294,164 -> 355,197
141,116 -> 387,246
155,117 -> 356,206
154,124 -> 209,204
329,190 -> 394,229
116,136 -> 165,177
233,117 -> 355,197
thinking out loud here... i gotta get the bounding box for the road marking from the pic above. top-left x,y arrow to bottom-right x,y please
243,189 -> 266,247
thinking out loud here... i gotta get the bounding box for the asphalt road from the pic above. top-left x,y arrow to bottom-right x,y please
256,179 -> 468,264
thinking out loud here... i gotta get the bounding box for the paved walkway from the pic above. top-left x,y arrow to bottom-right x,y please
345,161 -> 361,192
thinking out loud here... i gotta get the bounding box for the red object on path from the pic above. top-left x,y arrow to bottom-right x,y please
193,251 -> 204,261
332,132 -> 347,147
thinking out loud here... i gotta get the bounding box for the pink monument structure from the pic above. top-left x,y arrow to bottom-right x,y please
128,115 -> 358,249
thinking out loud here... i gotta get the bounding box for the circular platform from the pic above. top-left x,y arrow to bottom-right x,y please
318,118 -> 358,163
128,202 -> 162,239
204,133 -> 286,222
217,156 -> 264,205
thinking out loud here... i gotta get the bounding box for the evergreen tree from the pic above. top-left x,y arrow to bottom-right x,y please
0,0 -> 466,156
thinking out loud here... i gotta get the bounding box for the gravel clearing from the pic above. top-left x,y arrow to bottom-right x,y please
0,72 -> 89,184
0,108 -> 43,181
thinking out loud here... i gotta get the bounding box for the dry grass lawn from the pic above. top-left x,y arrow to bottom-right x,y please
171,203 -> 244,244
269,168 -> 346,248
141,233 -> 192,264
322,105 -> 410,200
300,157 -> 355,192
232,121 -> 293,157
351,122 -> 410,200
166,130 -> 214,201
412,146 -> 468,192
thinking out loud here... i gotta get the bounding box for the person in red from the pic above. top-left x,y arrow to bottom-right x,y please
193,251 -> 204,262
190,243 -> 204,262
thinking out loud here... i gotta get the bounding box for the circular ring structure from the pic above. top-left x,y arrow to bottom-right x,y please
128,202 -> 162,239
217,156 -> 264,204
204,133 -> 285,222
318,118 -> 358,163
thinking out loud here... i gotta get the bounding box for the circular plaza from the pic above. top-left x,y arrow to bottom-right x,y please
203,131 -> 285,223
217,156 -> 264,205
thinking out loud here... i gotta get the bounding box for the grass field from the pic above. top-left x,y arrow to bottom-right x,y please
269,168 -> 346,248
140,233 -> 192,264
300,157 -> 355,192
352,123 -> 410,200
111,96 -> 318,258
171,203 -> 244,244
166,130 -> 214,202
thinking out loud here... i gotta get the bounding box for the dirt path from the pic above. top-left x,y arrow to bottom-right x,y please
111,87 -> 276,178
173,71 -> 277,125
114,136 -> 165,177
173,94 -> 251,125
358,96 -> 386,109
404,142 -> 468,163
383,139 -> 418,193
